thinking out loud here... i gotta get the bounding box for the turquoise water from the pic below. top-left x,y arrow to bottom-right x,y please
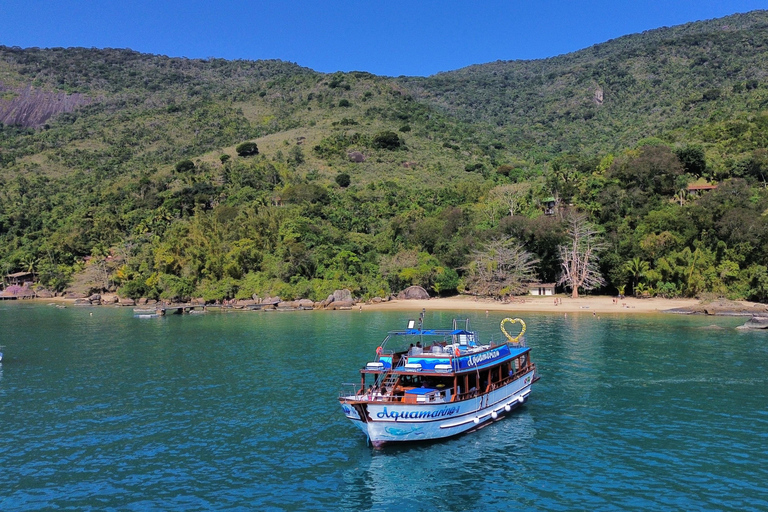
1,304 -> 766,511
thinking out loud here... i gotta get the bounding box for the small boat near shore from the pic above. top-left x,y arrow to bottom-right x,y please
339,314 -> 538,447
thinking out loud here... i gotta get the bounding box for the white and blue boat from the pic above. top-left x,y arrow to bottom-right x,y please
339,315 -> 538,447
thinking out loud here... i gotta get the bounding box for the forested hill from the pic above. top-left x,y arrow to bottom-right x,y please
401,10 -> 768,160
1,10 -> 768,303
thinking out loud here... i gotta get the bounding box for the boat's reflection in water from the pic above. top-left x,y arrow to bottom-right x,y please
338,410 -> 537,510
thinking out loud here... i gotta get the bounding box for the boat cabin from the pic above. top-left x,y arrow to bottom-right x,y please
353,320 -> 533,405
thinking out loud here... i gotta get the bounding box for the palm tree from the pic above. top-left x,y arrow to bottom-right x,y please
624,257 -> 649,295
20,254 -> 38,275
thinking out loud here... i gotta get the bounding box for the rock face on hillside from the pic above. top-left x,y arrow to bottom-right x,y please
0,84 -> 92,128
348,151 -> 366,163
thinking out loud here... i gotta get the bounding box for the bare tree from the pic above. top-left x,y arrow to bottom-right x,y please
488,183 -> 532,217
557,212 -> 606,298
464,238 -> 540,298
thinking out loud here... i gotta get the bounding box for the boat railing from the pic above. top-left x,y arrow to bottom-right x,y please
339,382 -> 364,401
454,363 -> 536,401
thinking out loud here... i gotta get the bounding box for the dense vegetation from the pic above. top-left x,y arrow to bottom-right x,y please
1,10 -> 768,303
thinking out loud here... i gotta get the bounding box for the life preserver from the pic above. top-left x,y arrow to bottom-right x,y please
376,346 -> 383,355
454,347 -> 460,357
501,317 -> 527,343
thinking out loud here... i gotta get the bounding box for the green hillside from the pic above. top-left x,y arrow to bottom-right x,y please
402,11 -> 768,164
1,11 -> 768,303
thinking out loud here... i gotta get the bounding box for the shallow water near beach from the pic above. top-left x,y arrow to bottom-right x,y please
1,304 -> 766,511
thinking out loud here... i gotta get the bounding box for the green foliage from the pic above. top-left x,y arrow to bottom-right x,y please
282,183 -> 329,204
335,173 -> 351,188
372,131 -> 402,150
675,145 -> 706,177
3,14 -> 768,304
236,141 -> 259,157
175,159 -> 195,173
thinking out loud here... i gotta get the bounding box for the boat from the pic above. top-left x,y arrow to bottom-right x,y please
339,314 -> 538,447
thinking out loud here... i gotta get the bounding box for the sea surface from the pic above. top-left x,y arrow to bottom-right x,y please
0,303 -> 766,511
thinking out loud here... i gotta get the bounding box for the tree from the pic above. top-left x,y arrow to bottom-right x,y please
236,141 -> 259,157
624,257 -> 649,295
175,159 -> 195,173
335,173 -> 351,188
557,212 -> 606,298
289,145 -> 304,166
488,183 -> 532,217
463,238 -> 540,298
675,145 -> 706,177
372,131 -> 402,150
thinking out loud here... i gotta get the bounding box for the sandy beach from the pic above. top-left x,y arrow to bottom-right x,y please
363,295 -> 707,314
16,293 -> 767,316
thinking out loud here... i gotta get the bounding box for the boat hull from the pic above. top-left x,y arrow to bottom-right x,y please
340,370 -> 535,447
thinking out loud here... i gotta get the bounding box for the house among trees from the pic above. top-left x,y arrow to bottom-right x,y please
686,183 -> 718,196
4,271 -> 35,287
543,197 -> 557,215
529,283 -> 556,296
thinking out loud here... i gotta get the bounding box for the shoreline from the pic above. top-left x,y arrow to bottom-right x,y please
361,295 -> 704,314
12,294 -> 768,316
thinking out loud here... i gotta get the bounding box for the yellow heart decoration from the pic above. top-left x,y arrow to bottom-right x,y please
500,317 -> 526,343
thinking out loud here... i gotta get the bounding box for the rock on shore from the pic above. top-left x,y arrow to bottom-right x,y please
736,316 -> 768,330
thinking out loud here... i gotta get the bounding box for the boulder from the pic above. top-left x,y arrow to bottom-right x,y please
88,293 -> 101,302
325,300 -> 354,310
137,297 -> 148,305
397,286 -> 430,300
119,297 -> 136,306
348,151 -> 366,163
333,289 -> 353,302
74,298 -> 92,306
736,316 -> 768,330
297,299 -> 314,309
35,289 -> 54,299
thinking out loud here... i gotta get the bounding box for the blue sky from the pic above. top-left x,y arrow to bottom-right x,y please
1,1 -> 766,76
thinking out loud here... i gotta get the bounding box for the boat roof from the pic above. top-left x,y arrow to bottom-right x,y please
365,343 -> 530,375
387,328 -> 474,336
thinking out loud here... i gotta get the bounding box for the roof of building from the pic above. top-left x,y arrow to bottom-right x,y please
6,271 -> 33,278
